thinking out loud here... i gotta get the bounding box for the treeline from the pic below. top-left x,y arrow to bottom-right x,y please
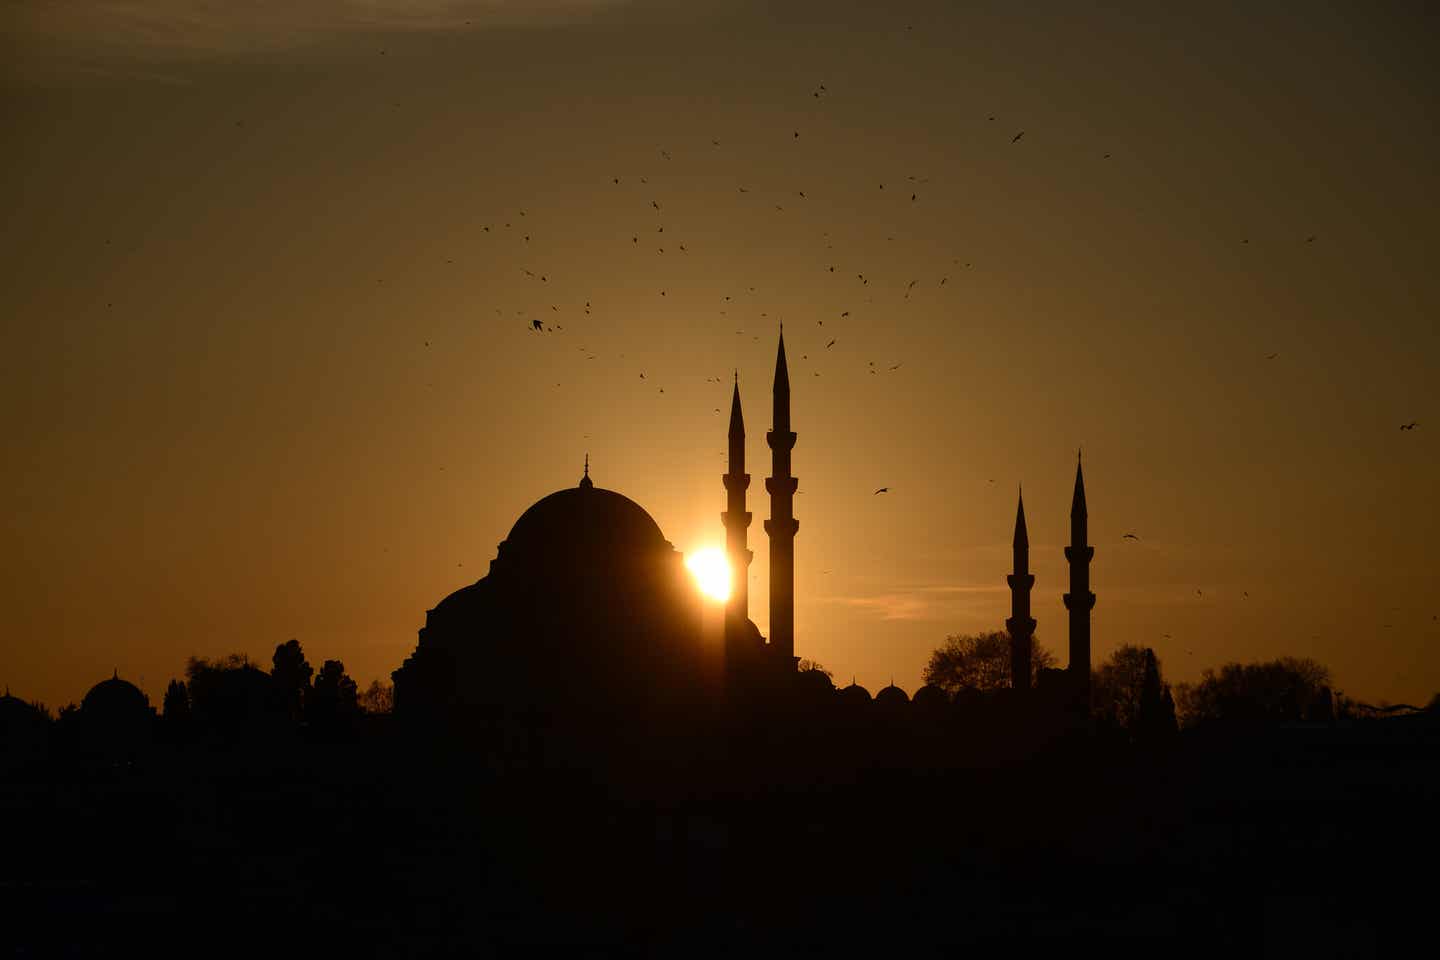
923,630 -> 1437,740
157,640 -> 393,737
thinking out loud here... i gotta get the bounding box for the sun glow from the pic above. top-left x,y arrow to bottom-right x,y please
685,547 -> 732,603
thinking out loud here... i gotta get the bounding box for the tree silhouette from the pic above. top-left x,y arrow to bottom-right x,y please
1135,648 -> 1178,743
162,678 -> 190,726
271,639 -> 313,722
797,659 -> 833,679
1092,644 -> 1170,734
359,679 -> 394,715
309,660 -> 359,728
922,630 -> 1056,694
1174,657 -> 1332,729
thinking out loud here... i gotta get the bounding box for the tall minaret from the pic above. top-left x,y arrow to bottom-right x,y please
1062,453 -> 1095,701
721,376 -> 754,659
1006,488 -> 1036,692
764,329 -> 798,670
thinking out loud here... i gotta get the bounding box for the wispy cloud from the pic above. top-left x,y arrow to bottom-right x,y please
824,583 -> 1006,622
11,1 -> 630,60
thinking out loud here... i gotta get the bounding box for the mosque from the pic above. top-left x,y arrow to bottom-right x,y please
392,331 -> 1095,722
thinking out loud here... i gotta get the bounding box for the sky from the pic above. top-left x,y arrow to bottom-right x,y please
3,1 -> 1437,710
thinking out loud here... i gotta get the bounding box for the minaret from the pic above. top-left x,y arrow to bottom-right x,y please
722,376 -> 754,662
1062,453 -> 1095,703
1006,488 -> 1036,692
764,329 -> 799,670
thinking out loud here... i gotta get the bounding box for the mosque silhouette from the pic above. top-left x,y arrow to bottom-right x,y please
392,330 -> 1096,733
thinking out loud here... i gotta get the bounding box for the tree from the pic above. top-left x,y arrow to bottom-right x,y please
309,660 -> 359,728
1092,644 -> 1178,737
271,639 -> 313,722
358,679 -> 394,715
1174,657 -> 1332,729
1134,648 -> 1177,742
797,659 -> 833,679
922,631 -> 1057,694
162,679 -> 190,725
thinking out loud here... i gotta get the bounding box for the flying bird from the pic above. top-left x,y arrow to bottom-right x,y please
1400,421 -> 1419,431
1264,353 -> 1279,360
873,487 -> 889,495
530,319 -> 543,332
1011,131 -> 1025,143
826,339 -> 837,348
1122,532 -> 1139,541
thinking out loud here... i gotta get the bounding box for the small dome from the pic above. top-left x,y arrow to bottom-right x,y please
81,673 -> 149,717
501,483 -> 668,562
0,692 -> 45,727
875,683 -> 910,706
838,682 -> 872,705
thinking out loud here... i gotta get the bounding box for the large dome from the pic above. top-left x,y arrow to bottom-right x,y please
500,481 -> 669,561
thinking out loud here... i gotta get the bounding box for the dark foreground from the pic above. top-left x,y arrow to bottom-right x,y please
4,719 -> 1437,957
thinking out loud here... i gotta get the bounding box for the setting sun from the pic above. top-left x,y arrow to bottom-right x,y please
685,548 -> 732,603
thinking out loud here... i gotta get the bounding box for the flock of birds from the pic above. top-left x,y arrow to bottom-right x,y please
392,56 -> 1428,658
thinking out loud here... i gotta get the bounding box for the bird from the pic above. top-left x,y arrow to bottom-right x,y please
1264,352 -> 1279,360
826,339 -> 837,348
1306,235 -> 1316,243
530,319 -> 543,332
888,363 -> 902,371
639,372 -> 646,379
1196,589 -> 1203,597
1011,131 -> 1025,143
873,487 -> 889,495
1400,421 -> 1419,431
840,311 -> 849,317
1122,532 -> 1139,540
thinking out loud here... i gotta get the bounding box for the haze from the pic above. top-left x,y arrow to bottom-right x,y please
3,1 -> 1436,710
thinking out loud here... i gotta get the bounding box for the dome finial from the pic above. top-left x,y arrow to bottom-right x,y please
580,453 -> 593,489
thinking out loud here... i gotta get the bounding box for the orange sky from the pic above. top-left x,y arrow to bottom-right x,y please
3,1 -> 1437,710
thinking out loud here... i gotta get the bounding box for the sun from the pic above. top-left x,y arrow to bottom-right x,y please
685,547 -> 732,603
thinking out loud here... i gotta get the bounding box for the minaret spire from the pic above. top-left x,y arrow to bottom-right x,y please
1063,452 -> 1095,711
765,329 -> 798,670
1007,487 -> 1036,692
579,453 -> 593,489
722,378 -> 754,679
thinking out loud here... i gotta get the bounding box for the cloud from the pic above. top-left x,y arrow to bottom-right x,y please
11,1 -> 631,61
825,583 -> 1006,622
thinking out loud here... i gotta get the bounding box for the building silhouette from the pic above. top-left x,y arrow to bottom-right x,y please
763,329 -> 799,672
1063,455 -> 1095,706
1007,490 -> 1036,692
394,330 -> 1097,735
